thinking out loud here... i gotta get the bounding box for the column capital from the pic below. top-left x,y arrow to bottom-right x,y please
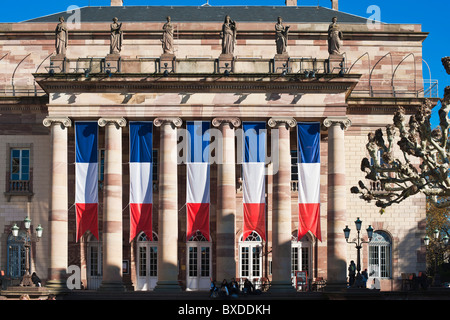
268,117 -> 297,128
212,117 -> 241,128
43,117 -> 72,128
154,117 -> 182,128
323,116 -> 352,131
98,117 -> 127,128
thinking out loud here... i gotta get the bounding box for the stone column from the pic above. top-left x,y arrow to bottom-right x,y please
43,117 -> 71,291
268,117 -> 297,293
98,117 -> 127,291
154,117 -> 183,292
323,116 -> 351,290
212,117 -> 240,281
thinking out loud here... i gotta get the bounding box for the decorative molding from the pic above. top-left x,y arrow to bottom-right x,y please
98,117 -> 127,128
267,117 -> 297,128
154,117 -> 182,128
42,117 -> 72,128
212,117 -> 241,128
323,116 -> 352,131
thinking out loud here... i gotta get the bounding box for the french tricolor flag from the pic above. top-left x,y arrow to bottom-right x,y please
129,121 -> 153,242
297,122 -> 321,241
75,122 -> 99,241
242,122 -> 266,241
186,121 -> 210,241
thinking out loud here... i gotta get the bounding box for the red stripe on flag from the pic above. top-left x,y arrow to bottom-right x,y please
76,203 -> 98,241
130,203 -> 153,242
243,203 -> 266,241
187,203 -> 210,241
298,203 -> 321,241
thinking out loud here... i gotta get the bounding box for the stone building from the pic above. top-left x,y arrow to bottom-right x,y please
0,0 -> 435,293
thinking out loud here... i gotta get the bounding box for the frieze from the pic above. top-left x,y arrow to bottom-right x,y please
37,77 -> 356,94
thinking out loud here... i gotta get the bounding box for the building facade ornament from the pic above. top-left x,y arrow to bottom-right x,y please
43,117 -> 72,128
221,15 -> 236,55
323,116 -> 352,131
110,17 -> 123,54
98,117 -> 127,128
154,117 -> 183,128
162,16 -> 174,55
328,17 -> 343,56
268,117 -> 296,128
212,117 -> 241,128
55,16 -> 68,55
275,16 -> 290,55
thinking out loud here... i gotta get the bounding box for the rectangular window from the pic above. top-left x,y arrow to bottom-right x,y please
99,149 -> 105,182
291,150 -> 298,181
189,247 -> 198,277
241,247 -> 249,277
200,247 -> 210,277
152,149 -> 158,182
10,149 -> 30,181
139,247 -> 147,277
149,246 -> 158,277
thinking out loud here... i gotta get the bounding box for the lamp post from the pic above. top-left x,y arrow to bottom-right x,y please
11,217 -> 43,287
424,229 -> 449,287
343,217 -> 373,286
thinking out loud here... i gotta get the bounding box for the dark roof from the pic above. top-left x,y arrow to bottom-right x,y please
23,5 -> 370,24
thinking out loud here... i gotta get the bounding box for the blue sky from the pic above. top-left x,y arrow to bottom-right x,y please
0,0 -> 448,127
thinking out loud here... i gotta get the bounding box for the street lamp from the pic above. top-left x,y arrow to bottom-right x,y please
344,217 -> 373,287
12,217 -> 43,287
424,229 -> 449,287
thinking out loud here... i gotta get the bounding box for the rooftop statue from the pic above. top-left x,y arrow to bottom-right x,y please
221,15 -> 236,55
328,16 -> 343,56
55,16 -> 68,55
162,16 -> 174,55
275,16 -> 290,55
110,17 -> 123,54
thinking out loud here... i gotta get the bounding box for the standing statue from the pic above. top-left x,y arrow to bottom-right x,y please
55,16 -> 68,55
162,16 -> 174,55
328,17 -> 343,55
110,17 -> 123,54
221,15 -> 236,55
275,16 -> 290,55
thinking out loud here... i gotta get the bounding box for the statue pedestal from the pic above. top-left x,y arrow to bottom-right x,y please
274,53 -> 290,73
160,53 -> 176,73
328,54 -> 344,74
105,53 -> 121,73
218,53 -> 234,73
50,54 -> 68,73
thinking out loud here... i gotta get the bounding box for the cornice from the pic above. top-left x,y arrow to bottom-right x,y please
34,73 -> 361,94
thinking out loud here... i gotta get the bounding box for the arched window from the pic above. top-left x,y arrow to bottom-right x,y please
369,231 -> 392,278
7,230 -> 29,279
186,231 -> 211,291
136,232 -> 158,291
239,231 -> 263,283
291,231 -> 312,279
87,233 -> 102,290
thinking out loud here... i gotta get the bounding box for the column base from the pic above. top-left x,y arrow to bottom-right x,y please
153,280 -> 183,292
268,281 -> 297,293
97,281 -> 126,292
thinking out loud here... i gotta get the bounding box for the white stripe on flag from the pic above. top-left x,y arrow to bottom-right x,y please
187,162 -> 210,204
242,162 -> 265,204
129,162 -> 153,204
298,163 -> 320,204
75,162 -> 98,204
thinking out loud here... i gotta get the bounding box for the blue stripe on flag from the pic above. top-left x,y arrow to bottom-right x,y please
243,122 -> 266,163
130,122 -> 153,163
297,122 -> 320,164
75,122 -> 98,163
187,121 -> 210,163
